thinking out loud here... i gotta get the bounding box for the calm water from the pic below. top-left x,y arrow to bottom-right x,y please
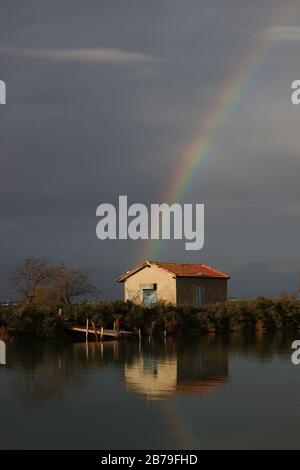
0,334 -> 300,450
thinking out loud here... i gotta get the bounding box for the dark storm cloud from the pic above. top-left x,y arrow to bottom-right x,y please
0,0 -> 299,299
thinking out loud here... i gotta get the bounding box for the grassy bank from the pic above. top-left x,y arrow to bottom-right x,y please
1,296 -> 300,342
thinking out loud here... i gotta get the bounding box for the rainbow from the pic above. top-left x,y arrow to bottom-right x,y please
142,1 -> 294,261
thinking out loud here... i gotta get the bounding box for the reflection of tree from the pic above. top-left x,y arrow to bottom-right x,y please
8,342 -> 93,408
8,340 -> 148,408
222,333 -> 294,362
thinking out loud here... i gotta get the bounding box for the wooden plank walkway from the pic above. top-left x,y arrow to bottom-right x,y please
64,323 -> 135,339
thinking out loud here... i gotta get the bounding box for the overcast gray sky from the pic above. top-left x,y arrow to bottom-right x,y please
0,0 -> 300,300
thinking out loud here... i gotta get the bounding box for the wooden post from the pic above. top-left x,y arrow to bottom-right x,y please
100,326 -> 104,340
85,340 -> 89,361
138,328 -> 141,340
91,320 -> 98,342
86,318 -> 89,342
58,308 -> 62,317
164,330 -> 167,339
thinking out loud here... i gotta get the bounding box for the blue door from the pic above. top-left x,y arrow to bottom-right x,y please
143,289 -> 157,306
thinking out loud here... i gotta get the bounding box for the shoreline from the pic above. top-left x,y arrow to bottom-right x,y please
1,296 -> 300,343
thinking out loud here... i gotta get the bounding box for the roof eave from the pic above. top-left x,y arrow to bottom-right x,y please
116,261 -> 151,282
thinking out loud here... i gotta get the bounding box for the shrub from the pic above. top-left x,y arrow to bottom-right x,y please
1,296 -> 299,340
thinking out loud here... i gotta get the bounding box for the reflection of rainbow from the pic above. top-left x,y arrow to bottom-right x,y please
142,1 -> 294,261
160,400 -> 196,449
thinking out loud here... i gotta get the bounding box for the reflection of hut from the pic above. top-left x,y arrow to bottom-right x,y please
125,358 -> 178,400
176,346 -> 228,395
175,378 -> 228,396
124,346 -> 229,400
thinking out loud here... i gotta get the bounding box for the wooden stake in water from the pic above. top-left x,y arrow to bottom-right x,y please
86,318 -> 89,342
91,320 -> 98,342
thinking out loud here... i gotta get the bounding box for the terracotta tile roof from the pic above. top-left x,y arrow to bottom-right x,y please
117,260 -> 230,282
150,261 -> 230,279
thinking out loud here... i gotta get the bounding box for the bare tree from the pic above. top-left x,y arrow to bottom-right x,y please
9,257 -> 52,306
50,264 -> 97,305
10,258 -> 98,307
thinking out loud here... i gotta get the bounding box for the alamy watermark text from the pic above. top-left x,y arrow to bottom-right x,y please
0,80 -> 6,104
96,196 -> 204,250
291,80 -> 300,105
